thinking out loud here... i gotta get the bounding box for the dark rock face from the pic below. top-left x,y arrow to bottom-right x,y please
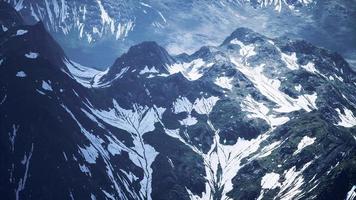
1,3 -> 356,200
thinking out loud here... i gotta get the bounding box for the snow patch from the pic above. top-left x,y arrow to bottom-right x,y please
16,29 -> 28,36
241,95 -> 290,127
167,59 -> 206,81
281,52 -> 299,70
276,161 -> 313,200
261,172 -> 280,189
79,144 -> 99,164
295,84 -> 302,92
301,62 -> 319,74
230,39 -> 256,58
42,80 -> 53,91
25,52 -> 39,59
231,59 -> 318,113
139,66 -> 159,75
215,76 -> 233,90
346,185 -> 356,200
16,71 -> 27,77
15,143 -> 34,200
336,108 -> 356,128
293,136 -> 316,155
86,101 -> 165,200
2,25 -> 8,32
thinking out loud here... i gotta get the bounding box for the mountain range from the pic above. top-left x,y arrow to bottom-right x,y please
5,0 -> 356,70
1,2 -> 356,200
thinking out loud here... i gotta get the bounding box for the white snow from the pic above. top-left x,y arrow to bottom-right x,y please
230,39 -> 256,59
16,29 -> 28,36
179,115 -> 198,126
336,108 -> 356,128
293,136 -> 316,155
166,59 -> 207,81
241,95 -> 290,127
281,52 -> 299,70
261,172 -> 281,189
41,80 -> 53,91
79,164 -> 91,176
193,96 -> 220,115
172,96 -> 220,116
97,0 -> 115,33
254,140 -> 283,158
214,76 -> 233,90
79,144 -> 99,164
167,95 -> 277,200
139,66 -> 159,75
295,84 -> 302,92
9,124 -> 19,152
301,62 -> 319,74
346,185 -> 356,200
335,75 -> 344,82
61,104 -> 131,199
85,100 -> 165,200
25,52 -> 39,59
276,161 -> 313,200
231,59 -> 318,113
64,59 -> 119,88
173,97 -> 198,126
2,25 -> 8,32
15,143 -> 34,200
16,71 -> 27,77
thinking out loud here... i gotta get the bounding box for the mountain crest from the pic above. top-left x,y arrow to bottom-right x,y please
103,41 -> 174,81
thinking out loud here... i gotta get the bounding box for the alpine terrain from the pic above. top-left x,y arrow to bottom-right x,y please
0,2 -> 356,200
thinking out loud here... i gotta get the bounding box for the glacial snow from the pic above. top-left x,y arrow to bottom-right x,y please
293,136 -> 316,155
168,95 -> 282,200
346,185 -> 356,200
241,95 -> 290,127
139,66 -> 159,75
25,52 -> 39,59
261,172 -> 280,189
42,80 -> 53,91
16,29 -> 28,36
15,143 -> 34,200
230,39 -> 256,59
16,71 -> 27,77
301,62 -> 319,74
231,59 -> 318,114
86,100 -> 165,200
166,59 -> 207,81
64,59 -> 123,88
214,76 -> 233,90
281,52 -> 299,70
335,108 -> 356,128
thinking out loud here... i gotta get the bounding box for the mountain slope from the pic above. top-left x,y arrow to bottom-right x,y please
1,4 -> 356,200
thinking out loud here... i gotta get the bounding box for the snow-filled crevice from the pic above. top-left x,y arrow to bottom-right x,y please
335,108 -> 356,128
64,59 -> 128,88
257,161 -> 313,200
15,143 -> 34,200
61,104 -> 133,200
231,57 -> 318,114
84,100 -> 165,200
166,96 -> 277,199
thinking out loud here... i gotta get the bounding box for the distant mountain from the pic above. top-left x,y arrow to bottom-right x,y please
5,0 -> 313,43
1,3 -> 356,200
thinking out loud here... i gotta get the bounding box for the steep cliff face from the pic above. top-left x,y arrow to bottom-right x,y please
1,4 -> 356,200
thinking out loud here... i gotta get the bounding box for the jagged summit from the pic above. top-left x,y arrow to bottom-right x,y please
221,27 -> 266,46
102,41 -> 174,81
